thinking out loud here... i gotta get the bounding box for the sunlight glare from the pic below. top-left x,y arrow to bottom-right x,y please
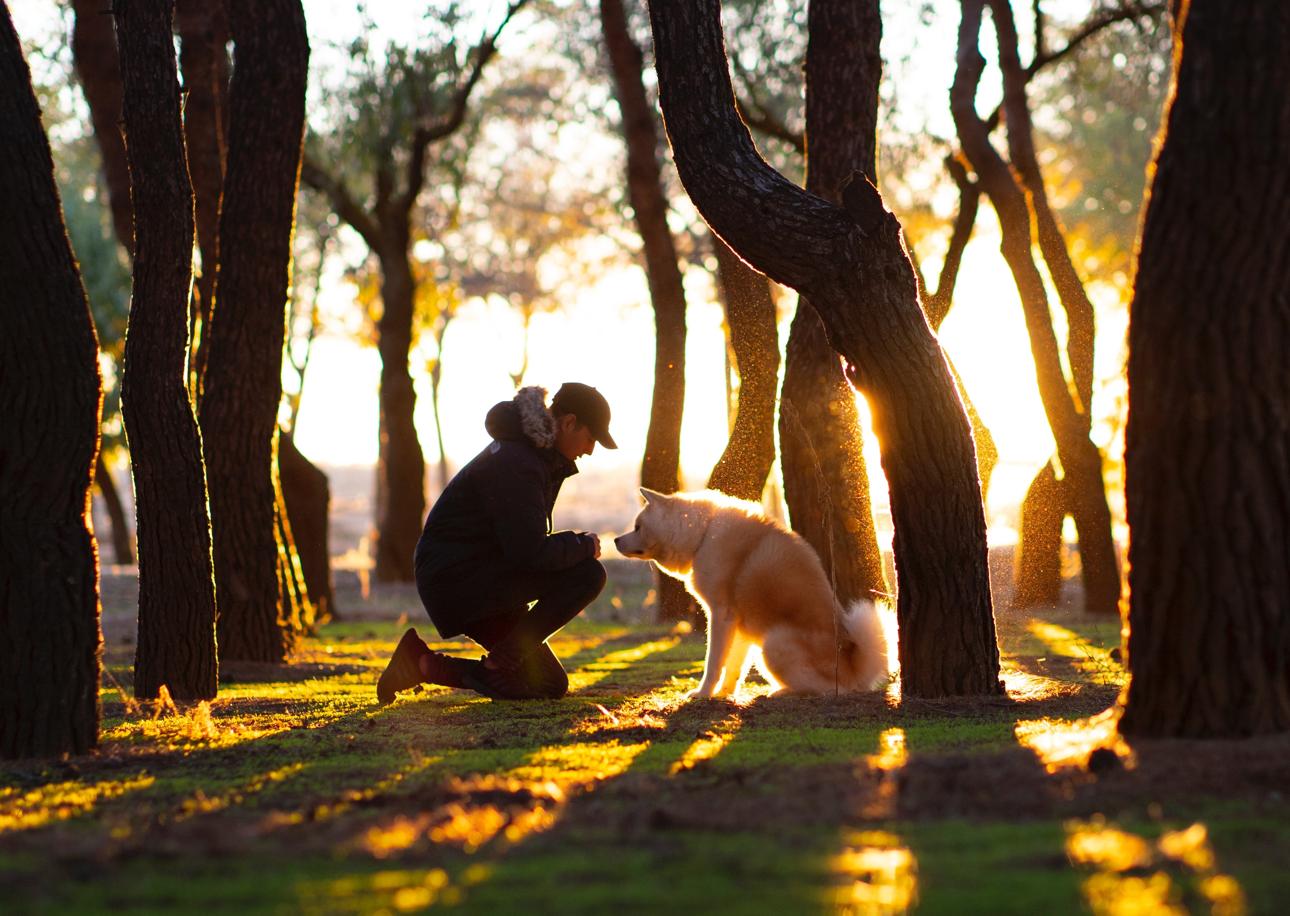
833,830 -> 918,915
1014,708 -> 1132,773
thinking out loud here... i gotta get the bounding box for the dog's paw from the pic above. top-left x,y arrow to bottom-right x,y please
683,687 -> 715,702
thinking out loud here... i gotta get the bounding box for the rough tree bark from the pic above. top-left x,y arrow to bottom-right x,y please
647,0 -> 1002,697
114,0 -> 219,701
198,0 -> 309,663
0,4 -> 104,757
707,236 -> 778,503
175,0 -> 229,396
279,431 -> 335,623
94,453 -> 135,565
600,0 -> 694,623
987,0 -> 1117,611
952,0 -> 1119,616
779,0 -> 888,606
71,0 -> 132,254
1119,0 -> 1290,737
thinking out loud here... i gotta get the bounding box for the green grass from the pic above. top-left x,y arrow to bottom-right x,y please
2,607 -> 1287,914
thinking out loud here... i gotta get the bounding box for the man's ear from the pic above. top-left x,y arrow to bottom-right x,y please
640,487 -> 667,505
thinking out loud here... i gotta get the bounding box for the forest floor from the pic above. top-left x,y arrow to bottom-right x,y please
3,561 -> 1289,914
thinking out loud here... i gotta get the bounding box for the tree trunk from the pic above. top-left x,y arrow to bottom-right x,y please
175,0 -> 229,398
601,0 -> 693,624
279,430 -> 335,623
952,0 -> 1120,617
707,236 -> 779,503
94,452 -> 135,565
114,0 -> 218,701
1012,459 -> 1063,608
777,0 -> 889,607
0,6 -> 104,757
198,0 -> 308,663
1119,0 -> 1290,738
273,432 -> 314,633
372,242 -> 426,584
647,0 -> 1002,697
71,0 -> 132,255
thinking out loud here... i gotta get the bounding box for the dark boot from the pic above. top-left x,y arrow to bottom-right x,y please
377,628 -> 430,705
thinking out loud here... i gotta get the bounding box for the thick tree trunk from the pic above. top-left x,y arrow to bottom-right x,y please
279,431 -> 335,623
778,0 -> 888,606
94,452 -> 135,565
175,0 -> 229,397
601,0 -> 693,623
71,0 -> 132,255
707,237 -> 778,503
0,6 -> 104,757
647,0 -> 1002,697
199,0 -> 308,663
1119,0 -> 1290,738
372,243 -> 426,584
115,0 -> 218,701
952,0 -> 1120,617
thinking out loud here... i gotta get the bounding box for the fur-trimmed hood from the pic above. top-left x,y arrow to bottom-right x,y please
484,386 -> 556,449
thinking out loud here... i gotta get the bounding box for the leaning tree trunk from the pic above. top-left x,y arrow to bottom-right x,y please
987,0 -> 1113,611
280,430 -> 335,622
71,0 -> 133,255
707,237 -> 779,503
1119,0 -> 1290,738
199,0 -> 309,663
176,0 -> 229,397
648,0 -> 1002,697
601,0 -> 693,624
952,0 -> 1119,617
94,452 -> 135,565
114,0 -> 218,701
372,241 -> 426,584
0,5 -> 104,757
777,0 -> 889,607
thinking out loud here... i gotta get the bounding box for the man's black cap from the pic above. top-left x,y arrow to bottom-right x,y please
550,382 -> 617,449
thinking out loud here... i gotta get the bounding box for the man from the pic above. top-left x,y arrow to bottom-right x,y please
377,383 -> 615,703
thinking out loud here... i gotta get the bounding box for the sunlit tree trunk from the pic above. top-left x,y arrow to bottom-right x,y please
1119,0 -> 1290,737
175,0 -> 229,397
0,5 -> 104,757
779,0 -> 888,606
600,0 -> 693,624
372,239 -> 426,582
115,0 -> 219,700
279,431 -> 335,622
952,0 -> 1119,616
94,452 -> 135,565
707,237 -> 778,503
199,0 -> 309,663
647,0 -> 1002,697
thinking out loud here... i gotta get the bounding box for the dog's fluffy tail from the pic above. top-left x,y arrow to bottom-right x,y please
840,598 -> 891,691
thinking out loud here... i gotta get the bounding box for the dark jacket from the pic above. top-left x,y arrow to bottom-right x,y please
414,387 -> 596,589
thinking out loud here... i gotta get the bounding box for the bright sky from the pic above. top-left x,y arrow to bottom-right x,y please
15,0 -> 1133,534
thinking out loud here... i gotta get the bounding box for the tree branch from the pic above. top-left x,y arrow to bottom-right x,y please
403,0 -> 531,211
734,94 -> 804,154
299,152 -> 381,248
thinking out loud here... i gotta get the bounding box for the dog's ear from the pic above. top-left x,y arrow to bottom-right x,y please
639,486 -> 668,505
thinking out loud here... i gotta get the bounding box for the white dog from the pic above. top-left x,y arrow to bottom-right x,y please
614,488 -> 888,698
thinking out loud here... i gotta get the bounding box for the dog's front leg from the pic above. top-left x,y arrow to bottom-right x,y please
688,606 -> 736,700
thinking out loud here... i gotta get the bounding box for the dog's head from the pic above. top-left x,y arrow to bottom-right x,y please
614,488 -> 703,571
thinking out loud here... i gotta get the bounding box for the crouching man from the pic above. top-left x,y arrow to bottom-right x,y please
377,383 -> 615,703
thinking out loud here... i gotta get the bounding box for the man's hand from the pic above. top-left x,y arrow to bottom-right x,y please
579,532 -> 602,559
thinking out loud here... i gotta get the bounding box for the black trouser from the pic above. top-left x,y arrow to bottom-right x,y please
417,557 -> 607,698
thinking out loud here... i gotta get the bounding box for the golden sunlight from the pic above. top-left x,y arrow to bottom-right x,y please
1014,708 -> 1132,774
1066,818 -> 1247,916
833,830 -> 919,915
671,712 -> 742,774
0,774 -> 155,833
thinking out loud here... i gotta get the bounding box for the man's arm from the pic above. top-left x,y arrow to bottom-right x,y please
480,456 -> 597,570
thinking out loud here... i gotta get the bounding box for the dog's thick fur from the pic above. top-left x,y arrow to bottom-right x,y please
615,489 -> 888,698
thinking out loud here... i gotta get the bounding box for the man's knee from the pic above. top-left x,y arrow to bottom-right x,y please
572,557 -> 607,600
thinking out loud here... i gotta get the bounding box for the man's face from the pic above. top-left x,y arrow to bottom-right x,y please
554,413 -> 596,461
